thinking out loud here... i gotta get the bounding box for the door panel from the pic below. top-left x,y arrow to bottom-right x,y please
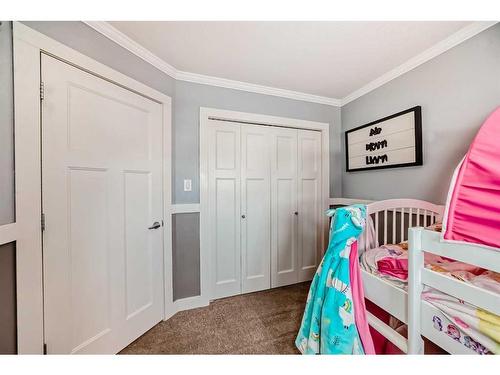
42,54 -> 164,354
241,126 -> 271,293
68,168 -> 110,350
124,171 -> 154,319
271,128 -> 298,287
208,121 -> 241,299
297,130 -> 322,282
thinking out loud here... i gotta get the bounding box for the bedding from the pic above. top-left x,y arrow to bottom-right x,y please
360,227 -> 500,354
423,289 -> 500,354
360,226 -> 500,295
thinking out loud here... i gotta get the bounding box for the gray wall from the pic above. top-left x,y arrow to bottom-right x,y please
174,80 -> 342,203
0,243 -> 16,354
0,21 -> 17,354
15,21 -> 341,303
0,21 -> 14,225
172,213 -> 200,300
341,24 -> 500,204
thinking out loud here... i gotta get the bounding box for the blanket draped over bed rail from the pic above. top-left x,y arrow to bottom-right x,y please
296,205 -> 375,354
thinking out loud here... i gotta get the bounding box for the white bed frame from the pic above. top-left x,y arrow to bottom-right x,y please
361,199 -> 500,354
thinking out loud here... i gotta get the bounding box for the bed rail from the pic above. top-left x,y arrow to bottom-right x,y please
360,199 -> 444,354
409,226 -> 500,354
361,199 -> 444,253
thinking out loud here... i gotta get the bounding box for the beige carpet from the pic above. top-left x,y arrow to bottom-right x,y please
120,282 -> 310,354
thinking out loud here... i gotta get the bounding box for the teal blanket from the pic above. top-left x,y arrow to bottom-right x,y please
295,205 -> 366,354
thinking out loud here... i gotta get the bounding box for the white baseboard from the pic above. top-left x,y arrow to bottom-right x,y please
172,295 -> 209,315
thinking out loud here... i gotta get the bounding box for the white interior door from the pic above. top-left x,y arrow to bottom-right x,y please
271,127 -> 299,287
241,125 -> 271,293
208,120 -> 241,299
297,129 -> 322,282
41,54 -> 164,354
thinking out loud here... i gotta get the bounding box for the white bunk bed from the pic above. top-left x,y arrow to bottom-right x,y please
360,199 -> 500,354
408,227 -> 500,354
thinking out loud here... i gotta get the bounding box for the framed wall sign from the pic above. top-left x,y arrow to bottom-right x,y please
345,106 -> 422,172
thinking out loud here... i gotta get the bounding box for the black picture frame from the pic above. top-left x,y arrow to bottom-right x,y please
345,106 -> 423,172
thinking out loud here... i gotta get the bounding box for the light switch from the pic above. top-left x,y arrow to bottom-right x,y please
183,179 -> 192,192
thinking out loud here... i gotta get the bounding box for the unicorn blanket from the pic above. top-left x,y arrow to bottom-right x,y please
296,205 -> 373,354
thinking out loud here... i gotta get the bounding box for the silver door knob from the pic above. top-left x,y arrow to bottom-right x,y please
148,222 -> 161,230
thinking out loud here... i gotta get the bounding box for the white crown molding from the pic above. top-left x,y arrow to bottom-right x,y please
176,70 -> 341,106
85,21 -> 498,108
85,21 -> 178,78
84,21 -> 341,107
340,21 -> 498,106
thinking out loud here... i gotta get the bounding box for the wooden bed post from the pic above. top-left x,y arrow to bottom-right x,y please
408,227 -> 425,354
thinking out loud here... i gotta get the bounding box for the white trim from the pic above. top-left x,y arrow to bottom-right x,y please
13,22 -> 173,353
0,223 -> 17,246
173,295 -> 209,312
329,197 -> 374,206
341,21 -> 498,105
171,204 -> 201,214
84,21 -> 177,78
84,21 -> 340,107
199,107 -> 330,306
84,21 -> 497,108
176,70 -> 340,106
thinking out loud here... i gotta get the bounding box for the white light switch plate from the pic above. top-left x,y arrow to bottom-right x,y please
183,179 -> 192,192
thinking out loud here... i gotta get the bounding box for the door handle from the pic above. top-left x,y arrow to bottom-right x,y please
294,212 -> 298,215
148,221 -> 161,230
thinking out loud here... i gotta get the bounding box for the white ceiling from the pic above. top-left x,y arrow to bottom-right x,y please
108,21 -> 471,101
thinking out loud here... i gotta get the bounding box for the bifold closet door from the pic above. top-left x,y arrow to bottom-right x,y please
271,127 -> 299,288
297,129 -> 322,282
240,125 -> 271,293
208,121 -> 242,299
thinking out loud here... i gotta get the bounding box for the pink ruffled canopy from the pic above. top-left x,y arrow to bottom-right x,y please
443,107 -> 500,250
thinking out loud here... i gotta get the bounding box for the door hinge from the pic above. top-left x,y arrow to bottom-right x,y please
43,343 -> 47,355
41,213 -> 46,232
40,81 -> 45,101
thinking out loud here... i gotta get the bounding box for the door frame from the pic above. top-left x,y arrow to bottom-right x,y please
13,22 -> 173,354
199,107 -> 330,304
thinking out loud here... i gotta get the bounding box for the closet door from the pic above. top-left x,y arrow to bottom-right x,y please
297,130 -> 322,282
208,120 -> 241,299
240,125 -> 271,293
270,127 -> 299,287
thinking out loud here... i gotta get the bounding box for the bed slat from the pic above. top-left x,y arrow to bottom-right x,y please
383,210 -> 388,245
400,208 -> 404,243
392,209 -> 396,244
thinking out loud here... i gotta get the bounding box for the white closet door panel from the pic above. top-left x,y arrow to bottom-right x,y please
41,55 -> 163,354
241,126 -> 271,293
271,128 -> 298,287
297,129 -> 322,282
208,121 -> 241,299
